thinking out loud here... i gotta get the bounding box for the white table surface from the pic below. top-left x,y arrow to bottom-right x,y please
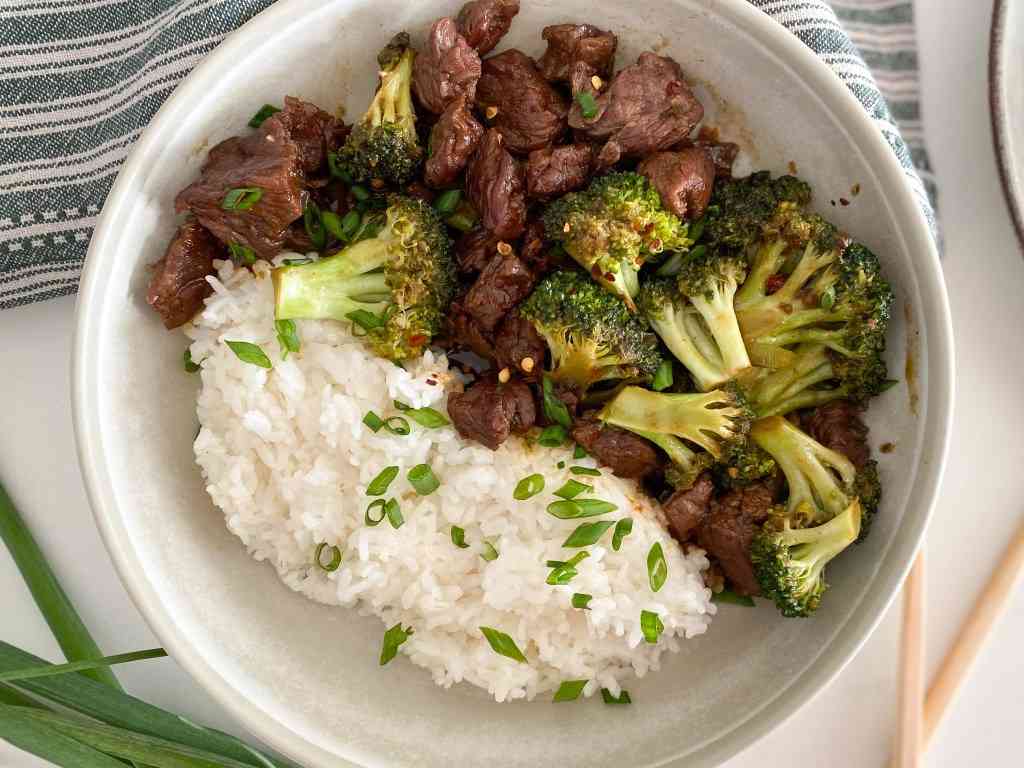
3,2 -> 1023,766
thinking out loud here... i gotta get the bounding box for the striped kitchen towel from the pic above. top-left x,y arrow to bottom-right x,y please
0,0 -> 935,311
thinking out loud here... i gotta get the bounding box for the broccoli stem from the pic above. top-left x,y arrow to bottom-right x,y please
367,47 -> 415,131
735,240 -> 787,306
689,282 -> 750,378
652,305 -> 727,392
783,499 -> 862,574
750,345 -> 847,417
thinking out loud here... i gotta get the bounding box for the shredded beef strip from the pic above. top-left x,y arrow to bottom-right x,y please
697,482 -> 777,596
803,400 -> 871,469
447,376 -> 537,449
662,473 -> 715,542
425,98 -> 485,188
456,0 -> 520,55
146,220 -> 223,329
570,417 -> 663,479
637,147 -> 716,220
413,18 -> 482,115
465,128 -> 527,239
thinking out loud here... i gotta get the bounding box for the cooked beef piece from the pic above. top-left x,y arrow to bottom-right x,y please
803,400 -> 871,469
456,0 -> 519,55
455,227 -> 501,273
146,220 -> 222,329
637,147 -> 715,220
175,113 -> 307,259
698,482 -> 775,596
463,251 -> 535,332
413,18 -> 482,114
465,129 -> 527,239
494,310 -> 546,379
475,50 -> 568,154
283,219 -> 316,252
448,376 -> 536,449
663,473 -> 715,543
537,24 -> 617,83
569,52 -> 704,168
446,299 -> 496,358
518,217 -> 552,273
404,180 -> 436,204
275,96 -> 346,174
570,417 -> 663,479
526,143 -> 594,199
693,139 -> 740,178
425,98 -> 485,188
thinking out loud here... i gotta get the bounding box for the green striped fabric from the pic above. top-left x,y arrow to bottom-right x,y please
0,0 -> 934,311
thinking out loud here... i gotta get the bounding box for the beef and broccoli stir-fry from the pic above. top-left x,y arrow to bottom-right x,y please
149,0 -> 894,618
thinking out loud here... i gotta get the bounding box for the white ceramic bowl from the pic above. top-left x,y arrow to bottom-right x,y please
72,1 -> 954,766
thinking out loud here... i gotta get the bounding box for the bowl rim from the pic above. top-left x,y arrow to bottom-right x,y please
71,1 -> 955,766
989,0 -> 1024,252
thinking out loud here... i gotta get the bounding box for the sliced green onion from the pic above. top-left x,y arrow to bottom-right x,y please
221,186 -> 263,211
379,623 -> 413,666
541,376 -> 572,428
612,518 -> 633,551
321,210 -> 345,241
363,410 -> 385,432
538,425 -> 568,447
601,688 -> 631,704
303,200 -> 326,250
227,241 -> 256,265
384,416 -> 411,436
340,210 -> 362,241
365,499 -> 387,526
225,340 -> 272,369
434,189 -> 462,215
562,520 -> 615,548
577,91 -> 599,119
647,542 -> 668,593
573,444 -> 587,459
247,103 -> 280,128
0,648 -> 166,684
712,589 -> 756,607
183,349 -> 201,373
385,498 -> 404,529
546,498 -> 617,520
570,466 -> 601,477
445,212 -> 477,232
393,400 -> 449,428
450,526 -> 469,548
274,319 -> 300,359
314,543 -> 342,572
283,256 -> 313,266
553,480 -> 592,500
547,552 -> 588,585
327,151 -> 351,181
688,215 -> 706,242
652,360 -> 674,391
346,308 -> 385,332
571,592 -> 592,610
479,626 -> 528,663
481,541 -> 499,561
553,680 -> 587,702
640,610 -> 664,644
513,473 -> 544,500
366,466 -> 399,496
350,185 -> 371,202
408,464 -> 440,495
557,460 -> 566,469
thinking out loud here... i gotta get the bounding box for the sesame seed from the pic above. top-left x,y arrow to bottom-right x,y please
591,75 -> 604,90
498,367 -> 511,383
497,241 -> 512,256
521,357 -> 535,372
485,106 -> 499,119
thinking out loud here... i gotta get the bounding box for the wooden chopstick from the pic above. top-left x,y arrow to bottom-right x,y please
895,550 -> 926,768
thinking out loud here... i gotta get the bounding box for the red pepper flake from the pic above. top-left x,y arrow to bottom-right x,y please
839,197 -> 850,206
765,273 -> 786,295
407,334 -> 428,347
426,379 -> 437,386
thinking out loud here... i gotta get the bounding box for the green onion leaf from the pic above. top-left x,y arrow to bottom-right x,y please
541,376 -> 572,428
479,627 -> 528,663
640,610 -> 664,644
379,623 -> 413,666
183,349 -> 201,373
546,498 -> 617,520
557,460 -> 565,469
652,360 -> 674,391
571,593 -> 592,609
363,410 -> 385,432
221,187 -> 263,211
712,589 -> 756,607
283,257 -> 313,266
385,498 -> 404,529
274,319 -> 300,359
0,648 -> 166,684
547,563 -> 577,585
340,210 -> 362,241
570,466 -> 601,477
688,215 -> 706,242
445,212 -> 477,232
538,425 -> 568,447
573,444 -> 587,459
314,542 -> 342,572
513,473 -> 544,500
225,340 -> 272,369
327,152 -> 351,181
248,104 -> 280,128
434,189 -> 462,215
321,210 -> 344,240
647,542 -> 668,593
576,91 -> 599,119
393,400 -> 450,428
553,480 -> 592,500
228,241 -> 256,265
601,688 -> 631,704
303,200 -> 326,250
553,680 -> 587,702
384,416 -> 411,436
450,526 -> 469,548
481,541 -> 499,561
612,518 -> 633,551
562,520 -> 615,548
365,499 -> 387,526
346,308 -> 385,331
408,464 -> 440,495
366,466 -> 399,496
350,185 -> 371,202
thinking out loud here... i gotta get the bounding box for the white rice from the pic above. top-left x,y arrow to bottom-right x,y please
187,257 -> 715,702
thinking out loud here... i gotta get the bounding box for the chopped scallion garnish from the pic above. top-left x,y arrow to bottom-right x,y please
513,473 -> 544,500
366,466 -> 399,496
393,400 -> 449,428
383,416 -> 411,436
314,542 -> 342,572
538,425 -> 568,447
274,319 -> 300,359
569,466 -> 601,477
647,542 -> 668,593
612,518 -> 633,551
451,526 -> 469,548
225,340 -> 272,369
553,480 -> 592,500
547,552 -> 588,584
340,210 -> 362,240
571,593 -> 592,609
434,189 -> 462,215
363,410 -> 385,432
541,376 -> 571,428
553,680 -> 587,702
576,91 -> 599,120
481,541 -> 499,561
247,103 -> 280,128
408,464 -> 440,495
365,499 -> 387,526
346,308 -> 385,332
601,688 -> 631,704
350,185 -> 371,202
321,210 -> 344,241
557,460 -> 565,469
183,349 -> 201,373
385,498 -> 404,529
479,626 -> 528,663
547,499 -> 617,520
573,444 -> 587,459
379,623 -> 413,665
303,200 -> 326,250
228,241 -> 256,264
562,520 -> 615,548
221,186 -> 263,211
640,610 -> 664,644
712,589 -> 756,607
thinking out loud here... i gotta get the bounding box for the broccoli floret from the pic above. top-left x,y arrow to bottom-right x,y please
519,270 -> 662,394
543,172 -> 693,309
597,385 -> 752,485
273,195 -> 454,361
337,33 -> 422,186
716,437 -> 777,488
702,171 -> 812,251
852,458 -> 881,541
750,499 -> 862,617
